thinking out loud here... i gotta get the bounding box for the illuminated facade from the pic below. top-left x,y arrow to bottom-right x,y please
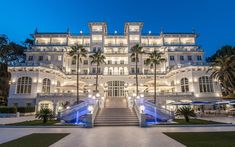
8,22 -> 221,112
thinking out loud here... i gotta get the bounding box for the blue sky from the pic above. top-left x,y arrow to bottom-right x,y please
0,0 -> 235,57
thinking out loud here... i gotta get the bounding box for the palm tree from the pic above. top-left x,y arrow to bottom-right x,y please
68,45 -> 87,104
209,55 -> 235,94
130,44 -> 144,96
146,51 -> 166,104
176,106 -> 196,122
35,108 -> 54,123
89,49 -> 106,94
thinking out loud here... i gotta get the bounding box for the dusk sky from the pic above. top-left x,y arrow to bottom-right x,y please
0,0 -> 235,57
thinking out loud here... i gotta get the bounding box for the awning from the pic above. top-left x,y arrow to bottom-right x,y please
191,101 -> 213,105
168,102 -> 191,105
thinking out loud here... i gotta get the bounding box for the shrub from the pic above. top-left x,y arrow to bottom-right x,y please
0,107 -> 17,113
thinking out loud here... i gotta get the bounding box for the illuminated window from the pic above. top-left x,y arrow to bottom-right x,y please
181,78 -> 189,92
17,77 -> 32,94
42,78 -> 51,93
58,55 -> 62,61
199,76 -> 213,93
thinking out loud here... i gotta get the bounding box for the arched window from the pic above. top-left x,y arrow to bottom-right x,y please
17,77 -> 32,94
42,78 -> 51,93
181,78 -> 189,92
199,76 -> 214,93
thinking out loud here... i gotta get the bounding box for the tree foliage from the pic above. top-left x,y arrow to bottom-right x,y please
207,46 -> 235,94
89,49 -> 106,93
146,51 -> 166,104
0,34 -> 26,105
176,106 -> 196,122
35,108 -> 54,123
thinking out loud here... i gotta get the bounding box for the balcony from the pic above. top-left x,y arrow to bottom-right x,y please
104,43 -> 127,47
145,92 -> 194,97
37,93 -> 87,100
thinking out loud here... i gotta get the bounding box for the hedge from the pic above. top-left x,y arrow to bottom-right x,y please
17,107 -> 35,113
0,107 -> 35,113
0,107 -> 17,113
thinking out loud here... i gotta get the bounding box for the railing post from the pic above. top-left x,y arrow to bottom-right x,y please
140,113 -> 147,127
85,113 -> 93,128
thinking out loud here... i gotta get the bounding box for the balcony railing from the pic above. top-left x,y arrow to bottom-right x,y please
37,93 -> 86,99
145,92 -> 194,97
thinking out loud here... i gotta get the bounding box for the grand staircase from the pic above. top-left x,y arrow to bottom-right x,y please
94,108 -> 139,126
94,97 -> 139,126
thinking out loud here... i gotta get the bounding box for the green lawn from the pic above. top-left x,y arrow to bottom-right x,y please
164,132 -> 235,147
172,119 -> 225,125
7,120 -> 60,126
7,120 -> 78,126
0,133 -> 69,147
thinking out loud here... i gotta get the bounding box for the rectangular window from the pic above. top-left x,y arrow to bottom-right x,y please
144,69 -> 148,74
131,68 -> 135,73
188,56 -> 192,61
72,57 -> 76,65
97,68 -> 101,74
46,55 -> 51,61
83,69 -> 88,74
28,56 -> 33,61
92,68 -> 96,74
136,68 -> 140,73
170,56 -> 174,61
108,60 -> 112,64
83,60 -> 88,65
180,56 -> 184,61
71,70 -> 76,73
144,60 -> 147,65
58,55 -> 62,61
38,56 -> 43,61
26,103 -> 31,107
197,55 -> 202,61
120,60 -> 124,64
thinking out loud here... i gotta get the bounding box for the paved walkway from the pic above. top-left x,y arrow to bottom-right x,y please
1,126 -> 235,147
0,116 -> 35,125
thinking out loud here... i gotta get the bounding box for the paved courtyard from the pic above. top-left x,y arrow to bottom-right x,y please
1,126 -> 235,147
0,116 -> 35,125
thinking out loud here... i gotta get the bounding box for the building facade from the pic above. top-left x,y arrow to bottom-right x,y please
8,22 -> 221,113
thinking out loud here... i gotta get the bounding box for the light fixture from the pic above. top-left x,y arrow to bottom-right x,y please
140,105 -> 145,113
88,105 -> 94,113
80,30 -> 83,34
148,31 -> 151,34
96,93 -> 100,97
114,30 -> 117,34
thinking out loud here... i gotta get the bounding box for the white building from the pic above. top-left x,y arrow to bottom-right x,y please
8,22 -> 221,113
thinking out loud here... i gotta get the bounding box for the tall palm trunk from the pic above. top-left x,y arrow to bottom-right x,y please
154,63 -> 157,104
135,53 -> 139,95
76,55 -> 80,104
95,64 -> 99,93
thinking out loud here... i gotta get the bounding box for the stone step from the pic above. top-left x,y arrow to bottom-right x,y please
94,107 -> 139,126
94,123 -> 139,126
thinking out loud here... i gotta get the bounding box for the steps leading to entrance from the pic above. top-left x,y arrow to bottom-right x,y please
94,108 -> 139,126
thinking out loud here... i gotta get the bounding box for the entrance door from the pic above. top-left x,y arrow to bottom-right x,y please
107,81 -> 125,97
